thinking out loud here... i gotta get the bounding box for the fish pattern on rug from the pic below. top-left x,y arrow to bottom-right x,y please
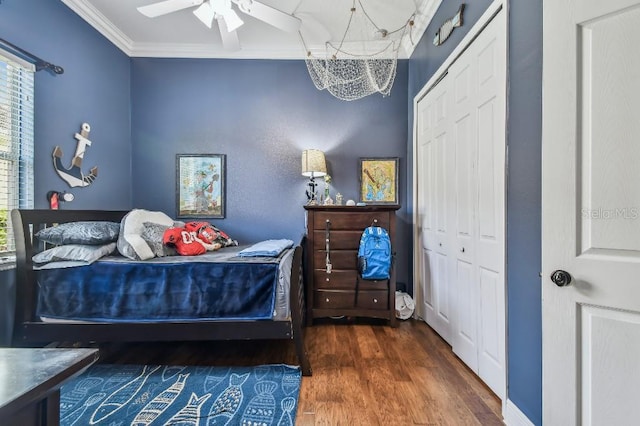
60,364 -> 301,426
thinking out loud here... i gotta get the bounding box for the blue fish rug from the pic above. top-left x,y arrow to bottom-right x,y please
60,364 -> 301,425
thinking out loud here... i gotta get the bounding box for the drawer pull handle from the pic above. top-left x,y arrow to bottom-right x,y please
326,298 -> 330,302
373,298 -> 378,303
326,278 -> 330,282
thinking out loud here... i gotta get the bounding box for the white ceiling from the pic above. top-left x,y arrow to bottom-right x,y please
61,0 -> 442,59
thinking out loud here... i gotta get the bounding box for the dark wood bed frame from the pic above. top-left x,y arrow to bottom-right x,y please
11,209 -> 311,376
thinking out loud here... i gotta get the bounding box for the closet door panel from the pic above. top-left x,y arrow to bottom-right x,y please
453,258 -> 478,370
418,75 -> 453,345
451,46 -> 479,370
479,266 -> 503,394
473,12 -> 506,399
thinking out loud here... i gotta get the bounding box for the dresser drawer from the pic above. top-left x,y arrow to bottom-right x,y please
356,290 -> 388,310
314,290 -> 355,309
357,278 -> 389,291
313,230 -> 361,250
313,250 -> 357,270
314,270 -> 358,290
313,212 -> 390,230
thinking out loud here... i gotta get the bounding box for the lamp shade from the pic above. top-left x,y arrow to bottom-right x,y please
301,149 -> 327,177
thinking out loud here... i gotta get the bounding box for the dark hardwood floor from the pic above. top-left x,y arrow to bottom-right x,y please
97,319 -> 503,425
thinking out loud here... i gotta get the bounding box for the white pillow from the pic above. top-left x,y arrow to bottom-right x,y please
116,209 -> 174,260
33,242 -> 116,266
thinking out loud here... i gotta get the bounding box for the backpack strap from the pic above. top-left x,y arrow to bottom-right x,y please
325,219 -> 332,274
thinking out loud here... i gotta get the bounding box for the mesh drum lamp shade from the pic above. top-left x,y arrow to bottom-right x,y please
301,149 -> 327,177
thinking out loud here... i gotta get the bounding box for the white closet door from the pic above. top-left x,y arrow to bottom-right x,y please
450,54 -> 479,372
449,11 -> 506,399
417,75 -> 454,344
474,13 -> 506,399
414,7 -> 506,400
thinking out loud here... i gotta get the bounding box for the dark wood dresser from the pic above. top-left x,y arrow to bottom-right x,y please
304,205 -> 400,327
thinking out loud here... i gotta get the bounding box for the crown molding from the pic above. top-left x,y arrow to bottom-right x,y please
60,0 -> 433,60
400,0 -> 443,57
61,0 -> 134,55
130,42 -> 307,60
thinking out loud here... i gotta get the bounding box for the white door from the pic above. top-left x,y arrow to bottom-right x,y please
449,11 -> 506,399
417,75 -> 453,344
543,0 -> 640,424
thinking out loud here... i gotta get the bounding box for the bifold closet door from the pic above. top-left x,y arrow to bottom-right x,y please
417,74 -> 454,345
449,11 -> 506,399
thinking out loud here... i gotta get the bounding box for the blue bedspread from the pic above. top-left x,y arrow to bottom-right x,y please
36,246 -> 289,322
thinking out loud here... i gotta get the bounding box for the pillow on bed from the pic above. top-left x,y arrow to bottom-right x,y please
117,209 -> 175,260
140,222 -> 177,258
35,221 -> 120,245
32,242 -> 116,265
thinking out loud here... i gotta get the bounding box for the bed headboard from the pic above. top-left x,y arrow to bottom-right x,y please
11,209 -> 129,325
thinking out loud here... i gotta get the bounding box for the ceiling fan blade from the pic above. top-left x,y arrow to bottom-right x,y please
220,8 -> 244,32
217,18 -> 241,51
138,0 -> 204,18
193,2 -> 215,28
232,0 -> 300,33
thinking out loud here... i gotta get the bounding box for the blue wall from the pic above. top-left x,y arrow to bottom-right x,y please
408,1 -> 542,424
505,1 -> 543,424
130,58 -> 410,283
0,0 -> 132,210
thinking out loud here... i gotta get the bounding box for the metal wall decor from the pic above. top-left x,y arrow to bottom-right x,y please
53,123 -> 98,188
433,4 -> 465,46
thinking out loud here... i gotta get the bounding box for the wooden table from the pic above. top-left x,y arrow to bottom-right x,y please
0,348 -> 99,426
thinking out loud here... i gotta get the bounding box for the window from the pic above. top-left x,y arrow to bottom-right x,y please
0,50 -> 34,256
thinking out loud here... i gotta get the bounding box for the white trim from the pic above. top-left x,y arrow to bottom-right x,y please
400,0 -> 443,58
130,42 -> 304,60
503,399 -> 535,426
61,0 -> 135,55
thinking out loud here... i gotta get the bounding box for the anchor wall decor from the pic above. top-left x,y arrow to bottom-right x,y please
53,122 -> 98,188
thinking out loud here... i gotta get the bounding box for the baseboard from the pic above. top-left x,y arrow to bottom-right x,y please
503,399 -> 535,426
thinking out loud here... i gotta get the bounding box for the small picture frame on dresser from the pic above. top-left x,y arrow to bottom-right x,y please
359,157 -> 399,204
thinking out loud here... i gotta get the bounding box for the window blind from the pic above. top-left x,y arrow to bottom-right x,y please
0,50 -> 34,255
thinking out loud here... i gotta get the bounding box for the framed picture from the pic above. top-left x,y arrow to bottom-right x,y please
359,157 -> 399,204
176,154 -> 226,218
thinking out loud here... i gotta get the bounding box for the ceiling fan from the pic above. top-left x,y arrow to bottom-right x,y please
137,0 -> 301,51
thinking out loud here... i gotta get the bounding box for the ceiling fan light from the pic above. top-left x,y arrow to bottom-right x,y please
222,9 -> 244,32
193,2 -> 215,28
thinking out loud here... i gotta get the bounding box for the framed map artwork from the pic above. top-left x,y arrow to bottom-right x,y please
359,157 -> 399,205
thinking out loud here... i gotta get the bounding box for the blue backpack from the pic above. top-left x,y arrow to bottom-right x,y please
357,226 -> 392,280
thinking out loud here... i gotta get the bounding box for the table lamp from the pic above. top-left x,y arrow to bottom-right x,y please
301,149 -> 327,204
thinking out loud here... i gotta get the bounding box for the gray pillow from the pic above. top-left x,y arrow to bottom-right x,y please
140,222 -> 177,258
32,242 -> 116,265
35,221 -> 120,245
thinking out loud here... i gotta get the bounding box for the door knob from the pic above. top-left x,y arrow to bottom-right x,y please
550,270 -> 572,287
